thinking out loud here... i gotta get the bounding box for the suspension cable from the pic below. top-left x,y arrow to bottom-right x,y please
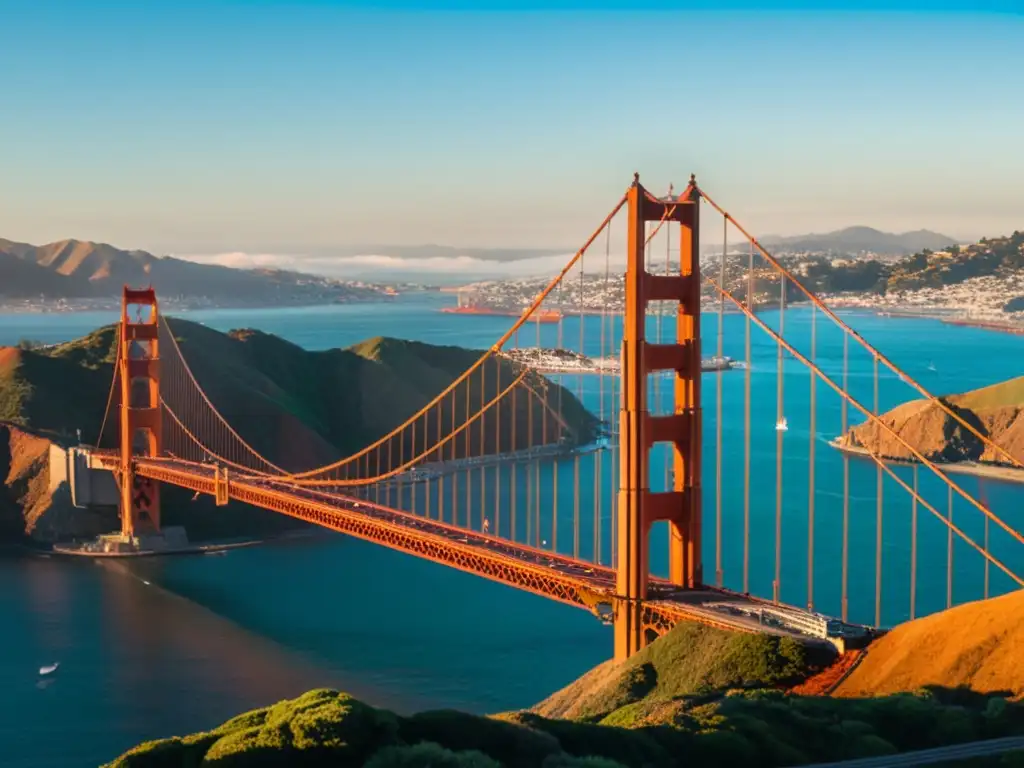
698,187 -> 1024,471
94,331 -> 123,448
707,274 -> 1024,556
281,193 -> 629,481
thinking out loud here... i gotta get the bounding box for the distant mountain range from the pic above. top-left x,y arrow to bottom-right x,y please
749,226 -> 958,256
0,237 -> 394,306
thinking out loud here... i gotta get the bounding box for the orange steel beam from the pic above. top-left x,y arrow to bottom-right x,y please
614,175 -> 703,661
88,453 -> 762,639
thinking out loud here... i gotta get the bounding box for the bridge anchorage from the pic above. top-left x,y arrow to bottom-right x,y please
60,172 -> 1020,660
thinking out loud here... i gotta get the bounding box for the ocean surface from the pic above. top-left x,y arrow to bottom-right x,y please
1,292 -> 1022,767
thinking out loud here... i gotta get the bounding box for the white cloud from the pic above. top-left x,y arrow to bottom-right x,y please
174,250 -> 586,280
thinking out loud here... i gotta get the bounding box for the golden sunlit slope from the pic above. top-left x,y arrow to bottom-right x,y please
834,589 -> 1024,699
838,375 -> 1024,466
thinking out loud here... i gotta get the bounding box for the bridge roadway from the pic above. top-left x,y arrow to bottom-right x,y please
91,452 -> 859,648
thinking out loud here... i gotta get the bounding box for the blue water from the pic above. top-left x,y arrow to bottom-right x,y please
1,294 -> 1022,767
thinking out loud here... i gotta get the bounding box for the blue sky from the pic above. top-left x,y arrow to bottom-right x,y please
1,0 -> 1022,269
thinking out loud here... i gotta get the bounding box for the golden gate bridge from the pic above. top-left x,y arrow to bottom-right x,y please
80,175 -> 1022,663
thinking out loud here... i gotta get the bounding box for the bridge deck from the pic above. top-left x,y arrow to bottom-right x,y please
90,452 -> 867,647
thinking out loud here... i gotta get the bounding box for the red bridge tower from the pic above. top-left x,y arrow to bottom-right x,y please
118,286 -> 162,538
615,175 -> 703,661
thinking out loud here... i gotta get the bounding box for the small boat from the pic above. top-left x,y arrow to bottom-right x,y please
927,361 -> 937,372
39,662 -> 59,676
775,418 -> 789,432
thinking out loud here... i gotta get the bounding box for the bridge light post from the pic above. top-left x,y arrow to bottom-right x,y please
614,174 -> 703,662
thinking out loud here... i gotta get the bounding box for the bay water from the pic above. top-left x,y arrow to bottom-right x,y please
1,293 -> 1021,767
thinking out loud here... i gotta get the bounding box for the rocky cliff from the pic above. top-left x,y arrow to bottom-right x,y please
836,376 -> 1024,466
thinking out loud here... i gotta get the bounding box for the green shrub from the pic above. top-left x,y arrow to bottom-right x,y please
364,742 -> 500,768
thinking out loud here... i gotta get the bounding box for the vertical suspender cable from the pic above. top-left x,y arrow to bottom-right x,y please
436,402 -> 442,521
774,275 -> 786,604
411,419 -> 417,514
808,305 -> 817,612
841,332 -> 850,622
451,385 -> 458,527
744,239 -> 753,594
480,363 -> 486,530
466,376 -> 473,528
947,484 -> 954,609
535,315 -> 543,547
574,252 -> 584,559
527,387 -> 534,546
984,490 -> 990,599
715,217 -> 725,588
553,278 -> 564,553
511,368 -> 517,542
910,464 -> 918,620
874,355 -> 883,627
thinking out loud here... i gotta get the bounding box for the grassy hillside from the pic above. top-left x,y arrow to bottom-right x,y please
838,375 -> 1024,466
0,319 -> 597,542
534,622 -> 831,722
835,590 -> 1024,700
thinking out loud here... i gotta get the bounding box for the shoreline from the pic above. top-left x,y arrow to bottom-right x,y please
829,439 -> 1024,486
35,528 -> 323,560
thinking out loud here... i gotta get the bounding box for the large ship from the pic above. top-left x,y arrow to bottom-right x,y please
440,291 -> 562,323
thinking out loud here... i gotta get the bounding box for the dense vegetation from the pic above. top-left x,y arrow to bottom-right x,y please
534,622 -> 829,721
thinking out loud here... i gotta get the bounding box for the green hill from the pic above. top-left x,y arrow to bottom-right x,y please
533,623 -> 831,722
0,319 -> 598,542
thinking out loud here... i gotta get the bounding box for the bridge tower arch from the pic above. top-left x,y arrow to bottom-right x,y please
118,286 -> 162,538
614,174 -> 703,661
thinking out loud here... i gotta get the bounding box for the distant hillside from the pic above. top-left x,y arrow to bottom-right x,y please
778,228 -> 1024,297
0,237 -> 395,306
837,375 -> 1024,467
0,321 -> 597,542
756,226 -> 957,256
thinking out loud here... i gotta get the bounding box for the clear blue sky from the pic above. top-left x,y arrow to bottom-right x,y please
1,0 -> 1022,259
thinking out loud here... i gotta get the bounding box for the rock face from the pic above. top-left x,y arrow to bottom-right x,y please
837,376 -> 1024,466
0,423 -> 116,542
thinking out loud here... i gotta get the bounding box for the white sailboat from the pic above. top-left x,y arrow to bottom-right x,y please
775,417 -> 789,432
